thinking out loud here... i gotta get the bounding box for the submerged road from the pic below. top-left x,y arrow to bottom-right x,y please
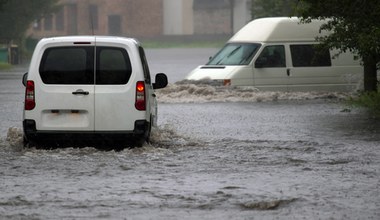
0,48 -> 379,219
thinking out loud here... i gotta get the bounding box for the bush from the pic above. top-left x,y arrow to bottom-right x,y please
349,89 -> 380,117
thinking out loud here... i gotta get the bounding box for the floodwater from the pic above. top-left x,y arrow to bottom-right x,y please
1,48 -> 379,219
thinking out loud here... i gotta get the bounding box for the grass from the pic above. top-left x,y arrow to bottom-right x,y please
0,62 -> 12,70
348,89 -> 380,117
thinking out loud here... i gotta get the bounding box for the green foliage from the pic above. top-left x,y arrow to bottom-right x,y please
296,0 -> 380,58
349,90 -> 380,117
0,0 -> 8,10
0,0 -> 59,42
296,0 -> 380,92
251,0 -> 298,19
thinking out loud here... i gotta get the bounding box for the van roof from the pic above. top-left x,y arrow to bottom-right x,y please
228,17 -> 329,43
38,36 -> 140,46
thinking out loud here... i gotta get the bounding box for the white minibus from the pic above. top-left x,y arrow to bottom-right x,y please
186,17 -> 363,92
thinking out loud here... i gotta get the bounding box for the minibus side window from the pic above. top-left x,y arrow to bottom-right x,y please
290,44 -> 331,67
255,45 -> 286,68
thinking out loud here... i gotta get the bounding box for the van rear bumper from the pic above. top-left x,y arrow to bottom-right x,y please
23,119 -> 149,143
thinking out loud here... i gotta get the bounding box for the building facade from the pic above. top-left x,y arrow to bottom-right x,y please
27,0 -> 252,39
28,0 -> 163,39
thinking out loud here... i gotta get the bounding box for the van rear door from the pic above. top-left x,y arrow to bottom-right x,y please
93,44 -> 138,131
36,45 -> 95,131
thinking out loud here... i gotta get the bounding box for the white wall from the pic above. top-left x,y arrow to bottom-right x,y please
163,0 -> 250,36
163,0 -> 194,35
233,0 -> 252,33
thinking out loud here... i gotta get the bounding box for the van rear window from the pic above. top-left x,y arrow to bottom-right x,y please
96,47 -> 132,85
39,47 -> 94,84
290,45 -> 331,67
39,46 -> 132,85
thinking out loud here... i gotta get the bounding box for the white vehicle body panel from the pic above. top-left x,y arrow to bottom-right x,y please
186,17 -> 364,92
93,38 -> 145,131
23,36 -> 166,145
26,37 -> 96,131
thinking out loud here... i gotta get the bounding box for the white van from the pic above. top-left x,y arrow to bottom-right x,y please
22,36 -> 168,147
186,17 -> 363,92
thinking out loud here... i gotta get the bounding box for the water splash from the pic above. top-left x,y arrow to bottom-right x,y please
1,125 -> 199,151
1,127 -> 24,151
149,124 -> 201,149
156,80 -> 353,103
239,198 -> 298,210
6,127 -> 23,145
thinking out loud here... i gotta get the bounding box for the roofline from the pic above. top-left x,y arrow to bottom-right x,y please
228,17 -> 329,43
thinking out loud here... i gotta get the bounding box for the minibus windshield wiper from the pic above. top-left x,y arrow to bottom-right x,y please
226,45 -> 242,58
239,49 -> 256,65
215,45 -> 242,65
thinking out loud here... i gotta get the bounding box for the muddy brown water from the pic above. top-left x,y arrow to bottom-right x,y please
1,49 -> 379,219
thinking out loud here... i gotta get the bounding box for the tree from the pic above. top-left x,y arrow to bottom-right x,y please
296,0 -> 380,92
0,0 -> 8,9
251,0 -> 298,19
0,0 -> 59,43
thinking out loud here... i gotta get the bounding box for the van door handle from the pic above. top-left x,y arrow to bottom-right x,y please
72,89 -> 89,95
286,68 -> 291,76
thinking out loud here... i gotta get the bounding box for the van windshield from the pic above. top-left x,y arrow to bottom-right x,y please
207,43 -> 260,65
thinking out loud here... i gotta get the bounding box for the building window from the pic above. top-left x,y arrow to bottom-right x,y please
67,4 -> 78,35
44,14 -> 53,31
193,0 -> 230,9
108,15 -> 121,35
89,5 -> 98,30
55,8 -> 64,31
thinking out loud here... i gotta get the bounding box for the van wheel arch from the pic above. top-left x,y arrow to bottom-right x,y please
135,117 -> 152,147
145,116 -> 153,143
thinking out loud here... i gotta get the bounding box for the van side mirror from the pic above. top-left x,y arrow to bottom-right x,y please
255,57 -> 267,68
22,72 -> 28,86
153,73 -> 168,89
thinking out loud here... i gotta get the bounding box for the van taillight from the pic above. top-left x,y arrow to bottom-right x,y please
25,80 -> 36,110
135,81 -> 146,111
